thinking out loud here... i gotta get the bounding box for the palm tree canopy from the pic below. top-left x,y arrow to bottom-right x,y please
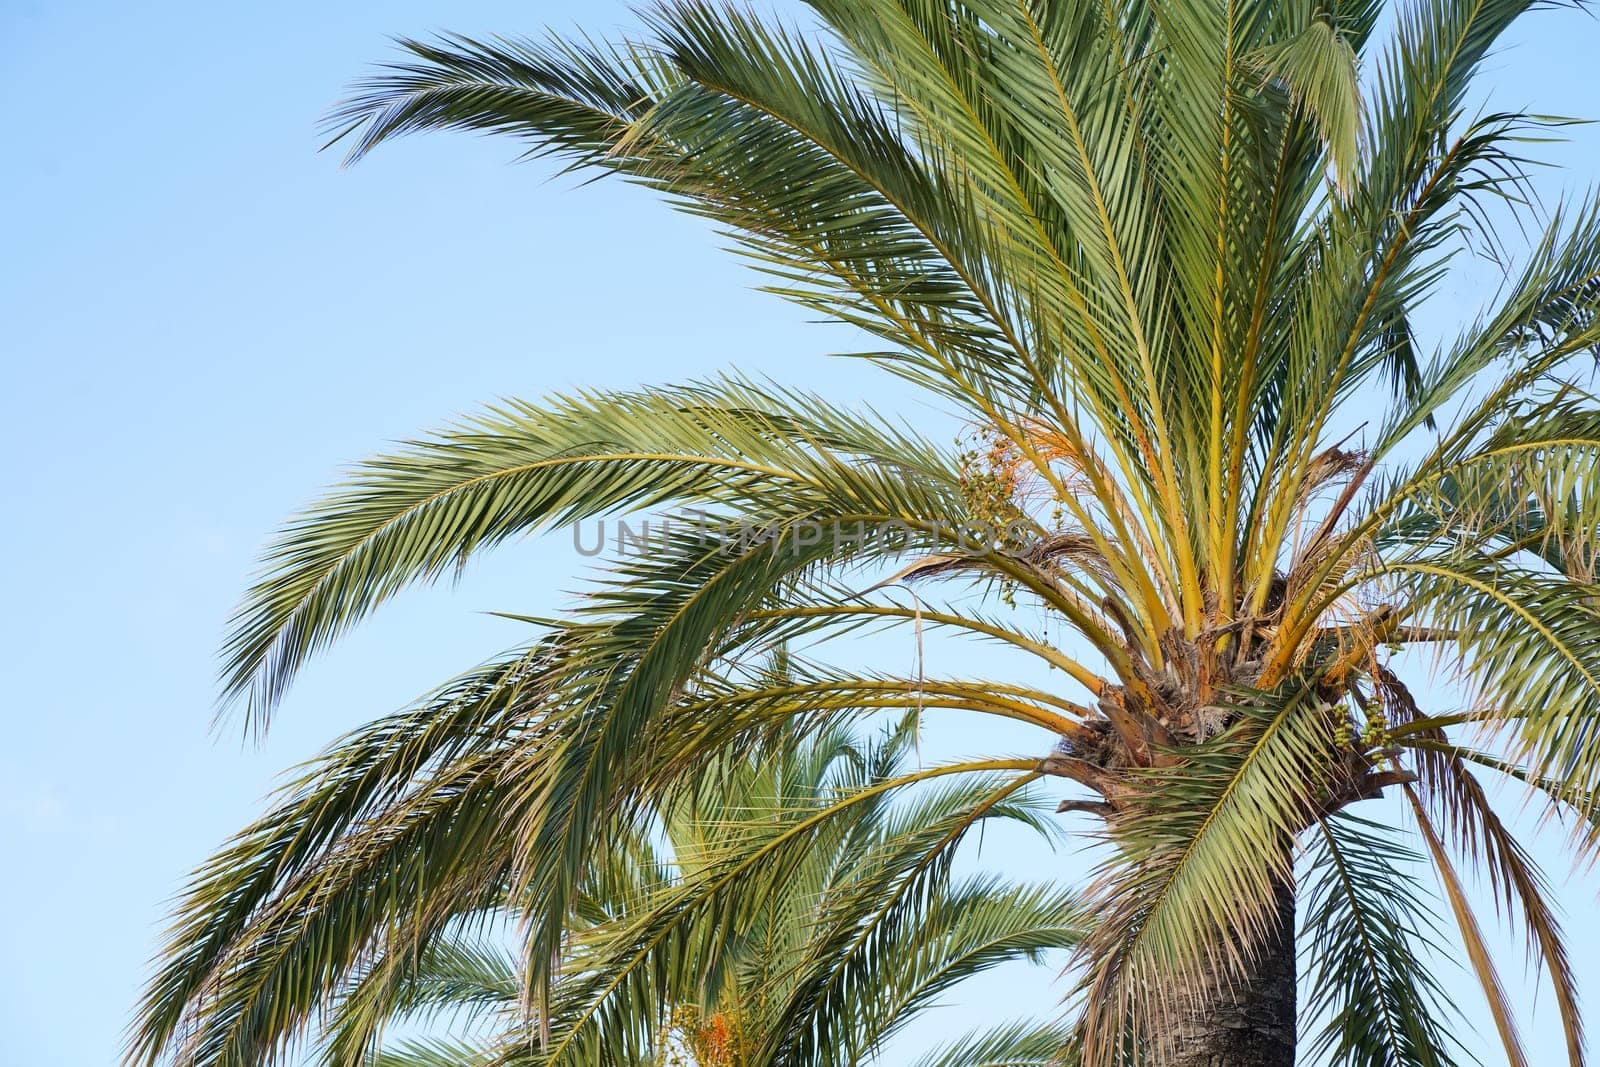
132,0 -> 1600,1065
312,721 -> 1086,1067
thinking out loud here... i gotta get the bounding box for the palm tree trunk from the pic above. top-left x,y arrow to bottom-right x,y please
1165,875 -> 1296,1067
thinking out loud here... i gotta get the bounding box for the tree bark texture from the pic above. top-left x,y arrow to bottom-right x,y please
1164,875 -> 1296,1067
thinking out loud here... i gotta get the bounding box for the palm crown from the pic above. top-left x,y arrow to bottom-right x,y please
132,1 -> 1600,1065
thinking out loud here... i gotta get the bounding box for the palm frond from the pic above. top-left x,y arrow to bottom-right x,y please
221,377 -> 959,723
1300,814 -> 1465,1067
912,1020 -> 1082,1067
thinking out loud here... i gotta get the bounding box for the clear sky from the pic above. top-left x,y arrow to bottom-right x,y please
3,1 -> 1599,1063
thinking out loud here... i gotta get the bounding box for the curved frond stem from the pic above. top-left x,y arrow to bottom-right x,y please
751,603 -> 1110,695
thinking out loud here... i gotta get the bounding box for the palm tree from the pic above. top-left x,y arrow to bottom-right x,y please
130,0 -> 1600,1064
309,721 -> 1085,1067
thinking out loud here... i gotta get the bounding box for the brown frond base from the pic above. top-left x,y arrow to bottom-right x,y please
1165,876 -> 1297,1067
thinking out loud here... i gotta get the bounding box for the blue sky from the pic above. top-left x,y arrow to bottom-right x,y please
3,1 -> 1599,1063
